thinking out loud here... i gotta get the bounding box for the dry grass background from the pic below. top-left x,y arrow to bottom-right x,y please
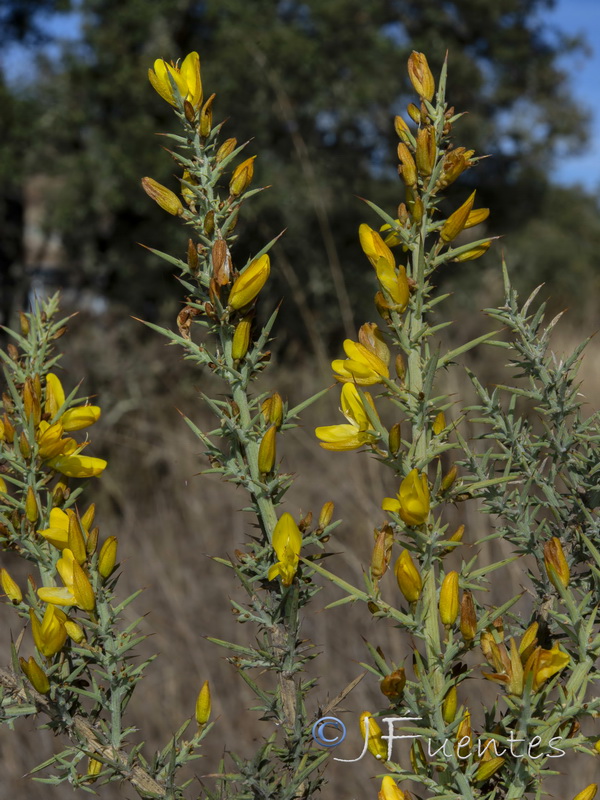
0,281 -> 598,799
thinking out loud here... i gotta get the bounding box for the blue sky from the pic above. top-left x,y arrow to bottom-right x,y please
547,0 -> 600,189
2,0 -> 599,189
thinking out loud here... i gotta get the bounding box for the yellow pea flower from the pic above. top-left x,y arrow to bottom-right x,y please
38,507 -> 71,550
148,51 -> 202,108
30,605 -> 68,657
228,254 -> 271,310
358,224 -> 395,270
382,468 -> 430,526
46,452 -> 107,478
315,383 -> 380,451
229,156 -> 256,197
374,258 -> 410,311
38,548 -> 96,611
332,339 -> 390,385
525,642 -> 570,691
379,775 -> 405,800
267,513 -> 302,586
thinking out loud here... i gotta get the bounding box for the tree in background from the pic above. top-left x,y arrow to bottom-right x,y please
3,0 -> 597,351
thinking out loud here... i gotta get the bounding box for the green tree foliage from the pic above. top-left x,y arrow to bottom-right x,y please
4,0 -> 597,348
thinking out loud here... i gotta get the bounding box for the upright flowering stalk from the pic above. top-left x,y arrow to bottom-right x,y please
142,51 -> 333,799
0,298 -> 206,797
312,51 -> 599,800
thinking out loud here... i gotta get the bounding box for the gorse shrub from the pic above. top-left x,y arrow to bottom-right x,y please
0,50 -> 598,800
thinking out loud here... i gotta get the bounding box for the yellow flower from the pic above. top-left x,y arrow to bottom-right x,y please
525,642 -> 570,691
573,785 -> 598,800
38,548 -> 96,611
267,513 -> 302,586
358,224 -> 395,270
30,605 -> 68,657
378,775 -> 405,800
46,452 -> 107,478
374,259 -> 410,311
315,383 -> 380,451
332,339 -> 389,385
37,421 -> 75,460
228,254 -> 271,310
38,507 -> 71,550
148,51 -> 202,108
382,468 -> 430,526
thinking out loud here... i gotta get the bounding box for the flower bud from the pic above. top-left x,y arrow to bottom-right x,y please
261,392 -> 284,429
407,52 -> 435,101
229,156 -> 256,196
442,686 -> 457,723
359,712 -> 388,761
216,137 -> 238,163
440,465 -> 458,493
397,143 -> 417,187
199,93 -> 215,138
544,537 -> 570,589
452,240 -> 491,262
475,756 -> 505,782
395,354 -> 406,382
439,571 -> 459,626
25,487 -> 38,523
258,425 -> 277,475
19,431 -> 31,459
98,536 -> 118,579
388,422 -> 402,457
394,115 -> 411,144
394,550 -> 422,603
67,510 -> 87,565
195,680 -> 211,725
380,668 -> 406,699
19,312 -> 30,336
3,414 -> 14,443
573,785 -> 598,800
440,192 -> 476,243
460,590 -> 477,641
212,238 -> 232,286
370,528 -> 391,581
232,316 -> 252,361
20,656 -> 50,694
228,254 -> 270,310
86,758 -> 102,781
1,568 -> 22,604
64,619 -> 85,643
415,127 -> 436,177
141,177 -> 184,216
72,561 -> 96,612
23,377 -> 41,426
187,238 -> 199,273
432,411 -> 445,435
318,501 -> 334,529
